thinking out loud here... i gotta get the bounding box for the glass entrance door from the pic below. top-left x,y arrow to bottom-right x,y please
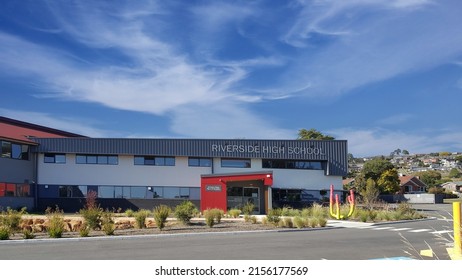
243,187 -> 259,214
226,186 -> 260,214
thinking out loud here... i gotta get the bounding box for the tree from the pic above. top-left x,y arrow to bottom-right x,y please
360,178 -> 380,209
297,128 -> 335,140
448,168 -> 462,178
354,158 -> 398,197
361,158 -> 395,182
415,170 -> 442,188
377,169 -> 400,194
402,150 -> 410,155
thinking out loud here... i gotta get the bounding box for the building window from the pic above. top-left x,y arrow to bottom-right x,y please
0,182 -> 31,197
263,159 -> 324,170
0,141 -> 29,160
58,185 -> 87,198
134,156 -> 175,166
221,158 -> 251,168
76,154 -> 118,165
44,153 -> 66,163
149,186 -> 200,200
188,157 -> 212,167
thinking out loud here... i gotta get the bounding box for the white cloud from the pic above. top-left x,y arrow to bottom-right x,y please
376,114 -> 414,125
280,0 -> 461,98
331,127 -> 461,157
0,108 -> 109,137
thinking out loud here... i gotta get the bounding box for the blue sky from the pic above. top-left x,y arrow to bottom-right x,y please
1,0 -> 462,157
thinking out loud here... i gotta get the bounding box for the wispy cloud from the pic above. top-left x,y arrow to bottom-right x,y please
331,127 -> 462,157
0,108 -> 109,137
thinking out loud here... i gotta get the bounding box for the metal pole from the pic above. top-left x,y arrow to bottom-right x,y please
454,202 -> 461,255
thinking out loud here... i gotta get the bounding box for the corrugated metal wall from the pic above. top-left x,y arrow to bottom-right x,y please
31,138 -> 348,176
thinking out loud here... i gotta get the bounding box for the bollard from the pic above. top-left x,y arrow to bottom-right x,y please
454,202 -> 461,255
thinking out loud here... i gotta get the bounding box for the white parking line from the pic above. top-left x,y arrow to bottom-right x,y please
371,227 -> 395,230
407,229 -> 431,233
431,230 -> 452,235
390,228 -> 413,231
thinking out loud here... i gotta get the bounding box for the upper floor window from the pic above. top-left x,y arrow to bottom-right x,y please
1,141 -> 29,160
134,156 -> 175,166
221,158 -> 251,168
188,157 -> 212,167
44,153 -> 66,164
76,154 -> 118,165
262,159 -> 324,170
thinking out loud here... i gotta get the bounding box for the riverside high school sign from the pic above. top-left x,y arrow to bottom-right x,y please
211,144 -> 326,156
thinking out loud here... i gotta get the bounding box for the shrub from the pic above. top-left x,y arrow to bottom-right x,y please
358,209 -> 369,222
79,223 -> 90,237
174,201 -> 198,225
46,207 -> 65,238
293,216 -> 305,229
153,205 -> 171,230
310,204 -> 327,219
281,207 -> 300,217
250,216 -> 257,224
0,226 -> 10,240
261,216 -> 268,225
267,208 -> 282,225
283,217 -> 293,228
80,207 -> 103,230
228,208 -> 241,218
101,211 -> 115,235
22,228 -> 35,239
318,217 -> 327,227
242,202 -> 255,215
125,209 -> 135,217
309,217 -> 318,228
0,207 -> 27,232
204,210 -> 216,228
134,209 -> 151,229
368,210 -> 378,222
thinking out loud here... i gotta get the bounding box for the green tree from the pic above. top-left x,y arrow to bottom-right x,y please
355,158 -> 398,196
297,128 -> 335,140
448,168 -> 462,178
402,150 -> 410,155
455,155 -> 462,163
415,170 -> 442,188
377,169 -> 400,194
361,158 -> 395,181
360,178 -> 380,209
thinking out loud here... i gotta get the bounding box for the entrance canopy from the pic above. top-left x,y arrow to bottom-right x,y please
200,172 -> 273,214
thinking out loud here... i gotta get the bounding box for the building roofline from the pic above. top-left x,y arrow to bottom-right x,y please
0,116 -> 87,138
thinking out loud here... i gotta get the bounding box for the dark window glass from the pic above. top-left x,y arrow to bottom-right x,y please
145,156 -> 155,165
98,186 -> 114,198
108,156 -> 118,165
188,158 -> 199,166
76,155 -> 86,164
1,141 -> 12,158
164,157 -> 175,166
21,145 -> 29,160
97,156 -> 108,164
55,154 -> 66,163
11,144 -> 21,159
189,157 -> 211,167
190,188 -> 201,200
134,156 -> 144,165
44,153 -> 55,163
131,187 -> 146,199
221,158 -> 251,168
153,187 -> 163,198
87,155 -> 97,164
163,187 -> 180,199
179,188 -> 190,199
155,157 -> 165,166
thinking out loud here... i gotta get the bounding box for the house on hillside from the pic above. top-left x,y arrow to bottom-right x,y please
399,175 -> 427,194
441,181 -> 462,193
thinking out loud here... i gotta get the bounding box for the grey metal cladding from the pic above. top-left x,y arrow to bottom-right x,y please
31,138 -> 348,176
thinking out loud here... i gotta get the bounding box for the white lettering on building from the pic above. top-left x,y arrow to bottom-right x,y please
211,144 -> 325,155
